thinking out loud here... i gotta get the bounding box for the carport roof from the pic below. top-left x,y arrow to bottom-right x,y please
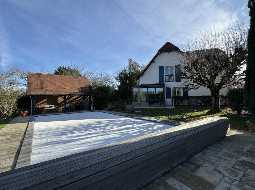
27,73 -> 91,95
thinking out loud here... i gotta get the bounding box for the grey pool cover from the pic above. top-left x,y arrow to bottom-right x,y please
30,111 -> 174,164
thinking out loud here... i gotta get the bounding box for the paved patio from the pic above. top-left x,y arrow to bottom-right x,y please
143,130 -> 255,190
0,117 -> 28,173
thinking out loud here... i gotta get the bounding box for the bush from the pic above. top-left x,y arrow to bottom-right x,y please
17,95 -> 31,111
0,71 -> 24,120
92,85 -> 114,110
227,88 -> 244,114
0,89 -> 22,119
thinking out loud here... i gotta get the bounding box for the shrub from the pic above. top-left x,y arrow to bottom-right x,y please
227,88 -> 244,114
92,85 -> 114,110
0,71 -> 24,120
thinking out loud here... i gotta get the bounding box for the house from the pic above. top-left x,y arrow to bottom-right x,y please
27,73 -> 92,114
133,42 -> 229,107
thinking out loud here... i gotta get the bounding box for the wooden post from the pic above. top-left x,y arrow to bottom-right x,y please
30,96 -> 35,115
30,96 -> 33,116
64,95 -> 67,113
88,86 -> 93,111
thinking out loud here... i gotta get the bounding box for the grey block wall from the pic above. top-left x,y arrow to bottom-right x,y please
0,118 -> 229,190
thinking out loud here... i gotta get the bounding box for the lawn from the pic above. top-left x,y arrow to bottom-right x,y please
129,107 -> 255,131
133,107 -> 211,122
224,113 -> 255,130
0,120 -> 8,129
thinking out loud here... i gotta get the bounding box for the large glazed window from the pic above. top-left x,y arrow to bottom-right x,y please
133,87 -> 164,105
147,88 -> 155,94
165,66 -> 174,82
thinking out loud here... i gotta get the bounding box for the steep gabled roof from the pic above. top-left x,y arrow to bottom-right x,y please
139,42 -> 181,78
27,73 -> 91,95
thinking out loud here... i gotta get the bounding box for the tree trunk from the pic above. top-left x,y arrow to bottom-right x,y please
211,90 -> 220,113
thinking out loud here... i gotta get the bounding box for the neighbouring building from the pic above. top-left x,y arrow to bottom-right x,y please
27,73 -> 92,114
133,42 -> 229,107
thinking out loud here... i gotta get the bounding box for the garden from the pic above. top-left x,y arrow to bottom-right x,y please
126,107 -> 255,131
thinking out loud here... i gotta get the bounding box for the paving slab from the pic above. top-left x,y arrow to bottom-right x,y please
143,130 -> 255,190
0,117 -> 28,173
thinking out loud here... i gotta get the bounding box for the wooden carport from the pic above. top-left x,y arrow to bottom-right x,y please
27,73 -> 92,115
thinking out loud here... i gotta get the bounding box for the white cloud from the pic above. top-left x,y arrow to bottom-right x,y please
0,0 -> 248,73
116,0 -> 240,46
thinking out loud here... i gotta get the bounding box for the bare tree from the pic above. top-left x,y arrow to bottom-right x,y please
183,25 -> 247,112
0,71 -> 24,120
84,72 -> 117,88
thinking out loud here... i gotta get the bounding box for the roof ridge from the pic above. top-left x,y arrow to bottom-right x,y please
29,73 -> 88,80
138,42 -> 181,78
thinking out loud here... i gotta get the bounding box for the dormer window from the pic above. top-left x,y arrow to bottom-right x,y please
165,66 -> 174,82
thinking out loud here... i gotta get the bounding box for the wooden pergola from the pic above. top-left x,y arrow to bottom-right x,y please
27,73 -> 92,115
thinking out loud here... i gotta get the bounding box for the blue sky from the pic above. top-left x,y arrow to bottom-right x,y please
0,0 -> 249,74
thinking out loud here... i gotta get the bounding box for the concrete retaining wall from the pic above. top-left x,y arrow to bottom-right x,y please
0,117 -> 229,190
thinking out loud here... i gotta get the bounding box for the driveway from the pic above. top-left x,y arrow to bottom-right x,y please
143,130 -> 255,190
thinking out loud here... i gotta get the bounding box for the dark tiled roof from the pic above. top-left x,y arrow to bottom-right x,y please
157,42 -> 181,53
139,42 -> 181,78
27,73 -> 91,95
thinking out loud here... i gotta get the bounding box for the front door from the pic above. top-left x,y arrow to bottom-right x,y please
165,87 -> 172,106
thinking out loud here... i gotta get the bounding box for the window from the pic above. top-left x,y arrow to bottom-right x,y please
142,88 -> 147,93
165,66 -> 174,82
155,88 -> 163,94
134,88 -> 147,102
173,87 -> 183,97
147,88 -> 155,94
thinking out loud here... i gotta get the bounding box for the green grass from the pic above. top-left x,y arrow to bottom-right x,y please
221,113 -> 255,130
129,107 -> 255,131
0,120 -> 8,129
132,107 -> 212,122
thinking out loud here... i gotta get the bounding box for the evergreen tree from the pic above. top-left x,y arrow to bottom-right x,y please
247,0 -> 255,113
54,66 -> 81,77
116,59 -> 142,104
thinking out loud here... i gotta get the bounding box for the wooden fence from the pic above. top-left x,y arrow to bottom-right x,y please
0,117 -> 229,190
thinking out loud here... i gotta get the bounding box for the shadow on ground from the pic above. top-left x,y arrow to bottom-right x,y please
143,130 -> 255,190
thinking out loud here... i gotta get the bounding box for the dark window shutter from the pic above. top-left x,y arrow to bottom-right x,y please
166,87 -> 171,98
175,65 -> 181,82
183,87 -> 189,97
159,66 -> 164,84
